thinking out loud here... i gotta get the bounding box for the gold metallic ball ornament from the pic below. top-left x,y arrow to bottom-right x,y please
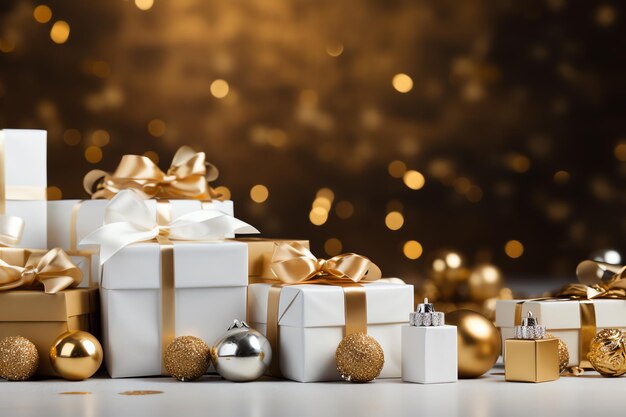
0,336 -> 39,381
447,309 -> 500,378
467,264 -> 503,303
587,329 -> 626,377
164,336 -> 210,381
335,332 -> 384,383
546,333 -> 570,373
49,330 -> 103,380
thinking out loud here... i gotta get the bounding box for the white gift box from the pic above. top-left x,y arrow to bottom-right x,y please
248,282 -> 414,382
0,129 -> 47,248
402,325 -> 457,384
496,299 -> 626,366
100,240 -> 247,378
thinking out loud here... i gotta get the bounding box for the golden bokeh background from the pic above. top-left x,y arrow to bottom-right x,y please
0,0 -> 624,288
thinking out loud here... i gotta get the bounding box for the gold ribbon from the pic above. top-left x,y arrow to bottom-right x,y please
156,200 -> 175,375
83,146 -> 220,200
264,242 -> 381,377
0,248 -> 82,293
66,200 -> 97,288
514,259 -> 626,371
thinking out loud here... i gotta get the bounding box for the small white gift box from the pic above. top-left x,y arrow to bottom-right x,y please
248,282 -> 414,382
496,299 -> 626,367
101,241 -> 248,378
0,129 -> 47,248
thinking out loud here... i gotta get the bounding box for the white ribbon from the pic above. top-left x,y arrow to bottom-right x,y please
79,189 -> 259,264
0,214 -> 24,246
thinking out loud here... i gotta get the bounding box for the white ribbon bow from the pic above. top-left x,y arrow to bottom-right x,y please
80,189 -> 259,264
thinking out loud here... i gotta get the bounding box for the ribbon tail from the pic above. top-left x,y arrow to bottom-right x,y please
41,275 -> 76,294
168,210 -> 259,240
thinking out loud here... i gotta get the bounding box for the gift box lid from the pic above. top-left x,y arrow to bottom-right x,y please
1,129 -> 46,192
101,241 -> 248,290
248,282 -> 413,328
496,299 -> 626,329
0,288 -> 98,322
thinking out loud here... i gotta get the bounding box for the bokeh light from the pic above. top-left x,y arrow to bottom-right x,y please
210,79 -> 230,99
50,21 -> 70,44
504,240 -> 524,259
84,146 -> 103,164
324,238 -> 342,255
33,5 -> 52,23
148,119 -> 166,137
403,240 -> 423,260
135,0 -> 154,11
403,170 -> 425,190
385,211 -> 404,230
250,184 -> 269,203
392,73 -> 413,93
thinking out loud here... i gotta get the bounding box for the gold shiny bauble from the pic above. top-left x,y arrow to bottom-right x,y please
546,333 -> 570,373
468,264 -> 503,303
587,329 -> 626,377
335,332 -> 384,383
447,309 -> 500,378
164,336 -> 210,381
0,336 -> 39,381
50,330 -> 103,380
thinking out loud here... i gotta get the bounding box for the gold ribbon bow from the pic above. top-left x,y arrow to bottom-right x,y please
270,241 -> 382,285
265,242 -> 381,377
83,146 -> 220,200
558,260 -> 626,300
0,248 -> 82,294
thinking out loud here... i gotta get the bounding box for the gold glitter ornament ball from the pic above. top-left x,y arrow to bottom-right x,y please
0,336 -> 39,381
50,331 -> 103,380
335,332 -> 384,383
164,336 -> 210,381
587,329 -> 626,377
546,333 -> 570,373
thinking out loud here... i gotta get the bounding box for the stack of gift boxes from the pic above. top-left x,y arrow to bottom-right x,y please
8,128 -> 614,384
0,129 -> 418,382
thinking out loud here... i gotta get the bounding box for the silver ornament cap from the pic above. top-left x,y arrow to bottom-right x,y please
410,298 -> 445,326
210,320 -> 272,382
514,312 -> 546,340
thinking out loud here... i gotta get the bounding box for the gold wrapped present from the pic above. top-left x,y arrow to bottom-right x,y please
0,288 -> 99,376
0,247 -> 98,377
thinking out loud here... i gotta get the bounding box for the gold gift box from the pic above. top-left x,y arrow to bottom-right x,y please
0,288 -> 99,377
504,338 -> 559,382
229,238 -> 310,278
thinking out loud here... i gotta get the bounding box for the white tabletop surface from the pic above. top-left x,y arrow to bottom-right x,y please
0,363 -> 623,417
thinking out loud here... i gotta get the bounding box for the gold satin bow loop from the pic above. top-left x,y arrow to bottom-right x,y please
558,260 -> 626,300
270,242 -> 382,284
83,146 -> 220,200
0,248 -> 82,293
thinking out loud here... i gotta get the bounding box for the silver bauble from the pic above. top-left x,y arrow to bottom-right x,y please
210,320 -> 272,382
